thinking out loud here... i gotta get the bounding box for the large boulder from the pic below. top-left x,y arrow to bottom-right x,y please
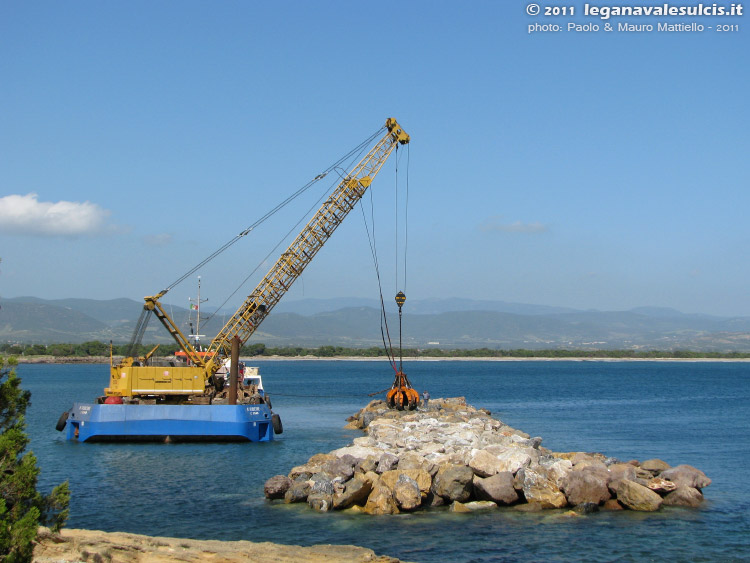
288,453 -> 339,479
310,473 -> 334,495
662,486 -> 704,507
517,468 -> 567,508
538,457 -> 573,488
329,445 -> 384,462
473,472 -> 518,505
263,475 -> 292,500
397,452 -> 437,476
615,480 -> 663,511
377,453 -> 400,473
562,467 -> 611,506
307,492 -> 334,512
332,475 -> 373,509
432,464 -> 474,502
494,449 -> 533,474
640,458 -> 671,475
364,482 -> 399,515
659,465 -> 711,489
284,479 -> 311,503
356,456 -> 379,474
468,449 -> 504,477
607,463 -> 637,485
380,469 -> 432,497
321,458 -> 355,482
393,474 -> 422,511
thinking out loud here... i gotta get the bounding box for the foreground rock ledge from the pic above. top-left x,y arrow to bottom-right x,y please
33,528 -> 403,562
264,398 -> 711,515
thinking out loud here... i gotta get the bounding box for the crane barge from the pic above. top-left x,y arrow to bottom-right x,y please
58,117 -> 410,442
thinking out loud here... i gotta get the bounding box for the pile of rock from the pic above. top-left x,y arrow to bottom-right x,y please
263,398 -> 711,515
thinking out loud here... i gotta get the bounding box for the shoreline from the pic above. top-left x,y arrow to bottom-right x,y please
14,355 -> 750,364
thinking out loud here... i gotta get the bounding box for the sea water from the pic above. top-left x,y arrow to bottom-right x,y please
17,360 -> 750,562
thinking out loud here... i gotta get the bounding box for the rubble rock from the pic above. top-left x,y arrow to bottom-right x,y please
473,472 -> 519,505
518,467 -> 567,508
640,458 -> 671,475
432,464 -> 474,502
377,452 -> 400,473
307,492 -> 334,512
397,452 -> 437,476
469,449 -> 504,477
333,475 -> 373,509
284,479 -> 311,503
384,469 -> 431,496
561,467 -> 611,506
272,397 -> 710,516
616,480 -> 663,511
364,482 -> 399,515
662,486 -> 704,507
393,474 -> 422,510
660,464 -> 712,489
264,475 -> 292,499
495,449 -> 533,474
607,463 -> 637,486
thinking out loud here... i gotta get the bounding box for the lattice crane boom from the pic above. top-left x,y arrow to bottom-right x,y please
203,118 -> 409,373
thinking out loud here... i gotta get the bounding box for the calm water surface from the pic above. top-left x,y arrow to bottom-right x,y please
18,360 -> 750,562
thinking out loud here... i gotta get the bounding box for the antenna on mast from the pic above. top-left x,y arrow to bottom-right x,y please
188,276 -> 208,351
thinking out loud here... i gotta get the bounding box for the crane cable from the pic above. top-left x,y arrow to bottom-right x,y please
159,126 -> 386,296
395,144 -> 410,373
200,130 -> 380,331
125,127 -> 385,354
359,186 -> 398,373
360,143 -> 410,375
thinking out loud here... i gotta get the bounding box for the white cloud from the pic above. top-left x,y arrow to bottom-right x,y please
479,216 -> 548,234
0,193 -> 111,236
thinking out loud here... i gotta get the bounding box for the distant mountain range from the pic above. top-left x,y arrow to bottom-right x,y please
2,296 -> 750,351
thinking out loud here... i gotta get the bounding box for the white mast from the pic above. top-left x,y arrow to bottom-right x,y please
188,276 -> 208,351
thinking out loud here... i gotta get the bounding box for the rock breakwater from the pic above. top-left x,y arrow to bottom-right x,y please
264,397 -> 711,514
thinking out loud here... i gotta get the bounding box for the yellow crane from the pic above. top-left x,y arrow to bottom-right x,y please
105,118 -> 411,404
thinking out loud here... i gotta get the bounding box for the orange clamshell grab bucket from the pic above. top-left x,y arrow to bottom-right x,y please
386,371 -> 419,411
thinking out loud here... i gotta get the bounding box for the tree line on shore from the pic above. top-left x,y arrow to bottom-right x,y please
1,341 -> 749,360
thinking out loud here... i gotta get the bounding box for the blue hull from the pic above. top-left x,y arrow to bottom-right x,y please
64,403 -> 275,442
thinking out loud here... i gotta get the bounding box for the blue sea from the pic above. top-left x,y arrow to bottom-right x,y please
17,360 -> 750,562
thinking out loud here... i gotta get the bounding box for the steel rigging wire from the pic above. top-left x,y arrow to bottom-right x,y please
126,126 -> 386,352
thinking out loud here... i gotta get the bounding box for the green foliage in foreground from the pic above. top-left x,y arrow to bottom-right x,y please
3,341 -> 750,360
0,357 -> 70,562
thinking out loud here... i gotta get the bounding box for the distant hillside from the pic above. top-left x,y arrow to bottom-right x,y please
2,296 -> 750,351
273,297 -> 577,316
0,301 -> 111,342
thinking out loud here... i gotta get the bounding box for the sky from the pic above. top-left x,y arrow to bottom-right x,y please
1,1 -> 748,317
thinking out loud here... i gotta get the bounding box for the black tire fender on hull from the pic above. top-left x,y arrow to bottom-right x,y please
55,411 -> 69,432
271,413 -> 283,435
